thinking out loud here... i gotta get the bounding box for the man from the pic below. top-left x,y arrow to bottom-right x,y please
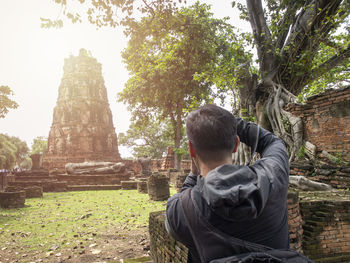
166,104 -> 289,263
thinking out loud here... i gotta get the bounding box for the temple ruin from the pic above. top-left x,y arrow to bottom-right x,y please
42,49 -> 121,170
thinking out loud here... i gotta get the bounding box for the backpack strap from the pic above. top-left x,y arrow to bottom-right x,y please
180,188 -> 272,263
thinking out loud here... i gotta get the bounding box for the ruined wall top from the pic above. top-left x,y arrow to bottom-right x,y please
285,86 -> 350,162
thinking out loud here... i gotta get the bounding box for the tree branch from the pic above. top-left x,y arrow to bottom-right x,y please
307,44 -> 350,84
276,2 -> 300,50
279,0 -> 343,94
246,0 -> 277,77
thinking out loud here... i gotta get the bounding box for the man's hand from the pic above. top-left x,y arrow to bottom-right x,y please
191,158 -> 200,176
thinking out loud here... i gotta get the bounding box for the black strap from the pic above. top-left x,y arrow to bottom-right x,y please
180,188 -> 272,263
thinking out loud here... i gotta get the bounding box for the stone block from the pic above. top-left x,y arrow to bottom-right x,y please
148,173 -> 170,201
137,181 -> 148,194
5,186 -> 43,198
0,191 -> 26,208
121,181 -> 137,190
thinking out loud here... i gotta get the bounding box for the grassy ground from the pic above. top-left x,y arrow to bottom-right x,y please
0,188 -> 176,262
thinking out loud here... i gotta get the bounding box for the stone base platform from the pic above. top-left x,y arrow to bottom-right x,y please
53,173 -> 131,186
13,176 -> 56,182
7,181 -> 67,192
67,185 -> 122,191
15,169 -> 49,177
5,186 -> 43,198
121,181 -> 138,190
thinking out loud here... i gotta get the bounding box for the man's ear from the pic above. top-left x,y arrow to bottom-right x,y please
188,141 -> 196,158
232,136 -> 240,153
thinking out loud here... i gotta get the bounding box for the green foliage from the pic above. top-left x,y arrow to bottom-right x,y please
297,146 -> 307,159
119,3 -> 235,157
0,86 -> 18,118
43,0 -> 182,29
20,157 -> 32,170
118,117 -> 173,159
31,136 -> 48,155
0,134 -> 29,169
334,152 -> 349,166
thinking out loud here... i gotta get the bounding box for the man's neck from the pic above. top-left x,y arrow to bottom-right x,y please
200,157 -> 233,177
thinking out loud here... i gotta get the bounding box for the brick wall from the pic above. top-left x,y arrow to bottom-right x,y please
285,86 -> 350,162
149,211 -> 188,263
300,198 -> 350,262
290,161 -> 350,189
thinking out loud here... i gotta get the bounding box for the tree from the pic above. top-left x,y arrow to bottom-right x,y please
119,117 -> 173,159
0,86 -> 18,118
31,136 -> 48,155
118,3 -> 234,168
198,0 -> 350,162
47,0 -> 350,162
0,134 -> 29,169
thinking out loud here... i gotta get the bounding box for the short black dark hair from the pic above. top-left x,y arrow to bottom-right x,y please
186,104 -> 237,162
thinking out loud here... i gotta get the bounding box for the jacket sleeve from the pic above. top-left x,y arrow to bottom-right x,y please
180,172 -> 198,192
236,118 -> 289,189
166,172 -> 198,249
165,192 -> 197,250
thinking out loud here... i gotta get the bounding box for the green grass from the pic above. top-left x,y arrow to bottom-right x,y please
0,188 -> 177,259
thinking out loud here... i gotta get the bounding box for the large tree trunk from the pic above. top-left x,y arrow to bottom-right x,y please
173,104 -> 182,170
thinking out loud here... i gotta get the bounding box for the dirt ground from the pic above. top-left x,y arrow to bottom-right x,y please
0,226 -> 151,263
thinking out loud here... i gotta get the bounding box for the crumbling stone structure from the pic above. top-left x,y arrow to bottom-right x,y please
299,191 -> 350,262
0,191 -> 26,208
42,49 -> 121,170
5,186 -> 43,198
121,181 -> 138,190
147,173 -> 170,201
161,147 -> 175,170
286,86 -> 350,162
137,180 -> 148,194
291,161 -> 350,189
7,181 -> 67,192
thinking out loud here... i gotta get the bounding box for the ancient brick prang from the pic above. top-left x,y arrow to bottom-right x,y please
285,86 -> 350,162
43,49 -> 121,170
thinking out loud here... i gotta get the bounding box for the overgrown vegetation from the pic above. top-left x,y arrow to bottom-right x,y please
0,134 -> 29,169
0,85 -> 18,118
0,189 -> 176,261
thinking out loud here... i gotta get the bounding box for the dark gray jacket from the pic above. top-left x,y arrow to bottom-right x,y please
165,119 -> 290,263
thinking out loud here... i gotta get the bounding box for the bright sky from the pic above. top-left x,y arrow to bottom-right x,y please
0,0 -> 250,158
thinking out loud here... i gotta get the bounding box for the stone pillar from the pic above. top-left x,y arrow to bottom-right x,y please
137,181 -> 148,194
138,157 -> 152,177
148,173 -> 170,201
30,154 -> 42,170
161,147 -> 175,170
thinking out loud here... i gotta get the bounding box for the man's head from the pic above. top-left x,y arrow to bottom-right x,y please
186,104 -> 239,164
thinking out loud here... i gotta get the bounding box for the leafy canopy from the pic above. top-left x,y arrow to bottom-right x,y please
0,86 -> 18,118
0,134 -> 29,169
31,136 -> 48,155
